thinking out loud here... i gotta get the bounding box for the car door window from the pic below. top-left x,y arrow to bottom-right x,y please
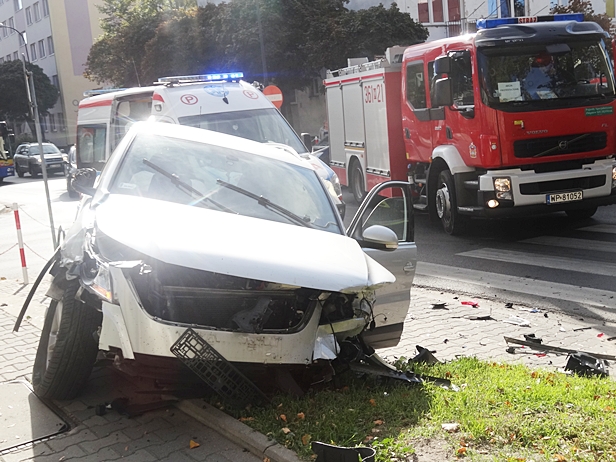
361,194 -> 409,241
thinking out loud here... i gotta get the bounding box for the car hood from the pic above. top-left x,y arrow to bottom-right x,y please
93,195 -> 394,292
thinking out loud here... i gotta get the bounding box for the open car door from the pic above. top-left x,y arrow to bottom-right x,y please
347,181 -> 417,349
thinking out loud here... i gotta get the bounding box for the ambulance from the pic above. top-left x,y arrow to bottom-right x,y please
75,73 -> 344,215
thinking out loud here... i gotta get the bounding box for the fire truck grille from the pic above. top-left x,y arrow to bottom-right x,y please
519,175 -> 606,195
513,132 -> 607,159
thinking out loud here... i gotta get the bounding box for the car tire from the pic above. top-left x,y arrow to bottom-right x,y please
435,169 -> 466,235
566,207 -> 597,220
32,279 -> 102,400
16,165 -> 24,178
67,179 -> 79,198
29,165 -> 40,177
350,159 -> 366,204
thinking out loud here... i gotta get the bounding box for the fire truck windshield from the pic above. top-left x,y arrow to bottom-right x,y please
477,40 -> 615,109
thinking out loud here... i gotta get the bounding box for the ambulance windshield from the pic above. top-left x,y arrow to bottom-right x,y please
477,40 -> 615,108
178,108 -> 307,154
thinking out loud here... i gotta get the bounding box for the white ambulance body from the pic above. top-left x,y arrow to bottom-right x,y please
75,75 -> 343,212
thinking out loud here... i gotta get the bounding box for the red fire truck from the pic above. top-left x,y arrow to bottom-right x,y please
324,14 -> 616,234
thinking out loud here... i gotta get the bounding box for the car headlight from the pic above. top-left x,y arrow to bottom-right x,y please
493,177 -> 512,200
91,262 -> 114,302
331,173 -> 342,197
35,156 -> 43,164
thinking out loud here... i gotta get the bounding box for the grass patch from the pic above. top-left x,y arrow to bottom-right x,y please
224,357 -> 616,461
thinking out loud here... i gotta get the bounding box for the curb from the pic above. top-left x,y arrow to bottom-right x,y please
176,399 -> 302,462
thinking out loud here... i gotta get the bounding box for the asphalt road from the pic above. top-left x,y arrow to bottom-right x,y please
342,187 -> 616,319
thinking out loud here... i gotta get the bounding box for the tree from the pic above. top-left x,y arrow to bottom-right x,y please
0,60 -> 59,124
85,0 -> 428,96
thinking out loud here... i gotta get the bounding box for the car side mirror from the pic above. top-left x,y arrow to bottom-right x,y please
301,133 -> 313,150
71,168 -> 97,196
433,78 -> 454,107
361,225 -> 398,251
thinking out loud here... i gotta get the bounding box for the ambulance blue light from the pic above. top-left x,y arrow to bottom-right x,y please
476,13 -> 584,30
158,72 -> 244,83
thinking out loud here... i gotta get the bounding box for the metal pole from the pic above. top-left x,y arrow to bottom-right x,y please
256,3 -> 268,85
0,24 -> 57,250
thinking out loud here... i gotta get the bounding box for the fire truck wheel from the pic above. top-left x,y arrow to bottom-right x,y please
565,207 -> 597,220
32,279 -> 102,400
435,170 -> 466,235
350,160 -> 366,203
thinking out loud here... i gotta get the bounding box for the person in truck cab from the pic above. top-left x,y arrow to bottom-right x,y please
524,51 -> 569,100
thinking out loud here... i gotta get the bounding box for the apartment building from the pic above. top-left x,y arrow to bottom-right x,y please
395,0 -> 613,39
0,0 -> 101,149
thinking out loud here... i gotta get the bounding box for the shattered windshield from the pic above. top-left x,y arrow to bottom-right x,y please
178,108 -> 307,154
109,133 -> 341,233
478,40 -> 615,107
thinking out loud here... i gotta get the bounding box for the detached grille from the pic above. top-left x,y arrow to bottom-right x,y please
514,132 -> 607,159
519,175 -> 606,195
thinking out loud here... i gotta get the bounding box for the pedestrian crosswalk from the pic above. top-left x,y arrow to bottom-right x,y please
415,223 -> 616,312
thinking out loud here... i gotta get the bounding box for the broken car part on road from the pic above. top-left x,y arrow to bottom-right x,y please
21,122 -> 417,400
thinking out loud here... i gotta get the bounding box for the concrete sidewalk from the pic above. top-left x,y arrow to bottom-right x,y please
2,273 -> 615,462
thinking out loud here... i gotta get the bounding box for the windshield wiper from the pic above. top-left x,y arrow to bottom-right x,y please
216,179 -> 314,228
142,158 -> 235,213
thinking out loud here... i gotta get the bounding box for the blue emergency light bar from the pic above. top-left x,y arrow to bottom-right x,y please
476,13 -> 584,30
158,72 -> 244,83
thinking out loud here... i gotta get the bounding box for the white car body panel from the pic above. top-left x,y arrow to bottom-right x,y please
95,194 -> 393,293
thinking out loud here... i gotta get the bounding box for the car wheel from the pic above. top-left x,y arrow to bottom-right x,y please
350,159 -> 366,204
67,179 -> 79,198
566,207 -> 597,220
435,169 -> 466,235
16,165 -> 25,178
29,165 -> 40,177
32,279 -> 102,400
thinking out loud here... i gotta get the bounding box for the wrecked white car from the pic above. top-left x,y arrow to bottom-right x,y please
27,122 -> 416,400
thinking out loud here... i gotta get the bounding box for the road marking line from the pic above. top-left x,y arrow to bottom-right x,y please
457,248 -> 616,277
521,236 -> 616,253
578,224 -> 616,234
416,261 -> 616,309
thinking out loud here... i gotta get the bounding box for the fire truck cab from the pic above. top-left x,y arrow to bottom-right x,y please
326,14 -> 616,234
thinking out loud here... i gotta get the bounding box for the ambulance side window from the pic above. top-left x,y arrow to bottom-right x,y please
406,62 -> 427,109
77,125 -> 106,166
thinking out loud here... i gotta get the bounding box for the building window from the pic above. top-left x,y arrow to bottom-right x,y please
30,43 -> 36,60
449,0 -> 461,21
8,17 -> 15,32
12,51 -> 17,60
47,36 -> 54,55
0,58 -> 3,64
42,0 -> 48,16
41,115 -> 47,132
26,6 -> 32,25
432,0 -> 444,22
38,39 -> 44,58
14,0 -> 22,11
33,2 -> 40,22
58,112 -> 65,131
6,54 -> 11,62
50,114 -> 56,131
52,74 -> 59,88
418,0 -> 429,22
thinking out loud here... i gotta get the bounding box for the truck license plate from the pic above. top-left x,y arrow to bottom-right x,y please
546,191 -> 583,204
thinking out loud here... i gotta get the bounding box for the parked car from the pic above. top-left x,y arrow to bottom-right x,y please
13,142 -> 65,178
29,122 -> 416,400
64,145 -> 78,198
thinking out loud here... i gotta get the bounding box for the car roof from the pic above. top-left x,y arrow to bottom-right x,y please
125,122 -> 311,169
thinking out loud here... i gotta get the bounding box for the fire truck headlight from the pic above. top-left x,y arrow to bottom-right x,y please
494,177 -> 512,200
612,166 -> 616,189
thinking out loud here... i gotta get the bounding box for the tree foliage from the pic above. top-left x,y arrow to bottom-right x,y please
85,0 -> 428,94
0,60 -> 59,122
